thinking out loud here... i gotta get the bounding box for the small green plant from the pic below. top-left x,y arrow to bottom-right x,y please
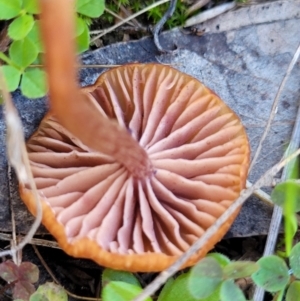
188,254 -> 259,301
0,0 -> 105,99
187,250 -> 300,301
101,269 -> 152,301
100,245 -> 300,301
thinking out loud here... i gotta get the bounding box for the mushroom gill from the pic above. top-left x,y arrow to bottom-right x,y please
20,63 -> 250,272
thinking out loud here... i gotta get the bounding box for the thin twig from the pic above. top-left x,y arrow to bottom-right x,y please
28,64 -> 121,68
151,0 -> 177,52
247,181 -> 300,227
8,165 -> 19,265
246,180 -> 273,206
33,245 -> 100,301
249,43 -> 300,172
114,25 -> 148,34
185,0 -> 211,16
88,29 -> 105,34
90,25 -> 148,35
91,0 -> 170,42
104,7 -> 136,27
33,245 -> 60,283
113,1 -> 142,27
184,2 -> 236,27
132,148 -> 300,301
0,68 -> 42,259
0,233 -> 60,249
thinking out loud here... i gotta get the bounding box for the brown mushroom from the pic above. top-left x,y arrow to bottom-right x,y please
20,63 -> 250,272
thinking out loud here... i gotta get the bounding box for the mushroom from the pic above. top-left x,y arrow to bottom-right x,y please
20,63 -> 250,272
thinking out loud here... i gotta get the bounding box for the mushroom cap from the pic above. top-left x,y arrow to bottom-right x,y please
20,63 -> 250,272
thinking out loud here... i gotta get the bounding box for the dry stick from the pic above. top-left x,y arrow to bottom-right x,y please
8,163 -> 25,266
249,43 -> 300,172
186,0 -> 211,16
246,181 -> 300,226
184,2 -> 236,28
0,70 -> 42,259
132,148 -> 300,301
104,7 -> 136,27
90,0 -> 170,41
113,1 -> 142,28
247,181 -> 300,228
246,180 -> 273,206
32,245 -> 100,301
102,25 -> 149,34
0,233 -> 60,249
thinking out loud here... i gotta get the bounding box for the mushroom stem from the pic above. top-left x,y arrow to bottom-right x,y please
39,0 -> 151,178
